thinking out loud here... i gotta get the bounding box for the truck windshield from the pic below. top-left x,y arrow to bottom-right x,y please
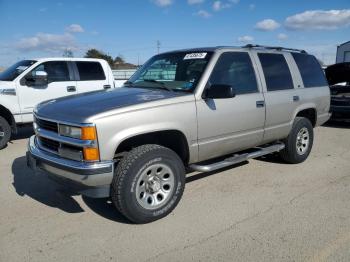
126,52 -> 213,92
0,60 -> 37,81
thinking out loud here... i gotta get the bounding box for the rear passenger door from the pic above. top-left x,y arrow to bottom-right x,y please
196,51 -> 266,161
74,61 -> 109,93
254,52 -> 298,142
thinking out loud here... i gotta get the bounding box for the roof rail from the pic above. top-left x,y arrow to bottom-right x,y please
243,44 -> 307,54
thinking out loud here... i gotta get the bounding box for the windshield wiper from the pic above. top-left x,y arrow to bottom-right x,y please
141,79 -> 173,92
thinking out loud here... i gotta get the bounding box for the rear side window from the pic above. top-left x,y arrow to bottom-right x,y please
209,52 -> 258,95
292,53 -> 328,88
258,53 -> 294,91
76,62 -> 106,81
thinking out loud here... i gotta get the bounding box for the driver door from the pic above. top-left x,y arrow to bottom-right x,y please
17,61 -> 76,122
196,51 -> 266,161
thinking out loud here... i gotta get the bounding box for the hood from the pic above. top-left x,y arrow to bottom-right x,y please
0,80 -> 15,88
35,87 -> 186,123
325,62 -> 350,86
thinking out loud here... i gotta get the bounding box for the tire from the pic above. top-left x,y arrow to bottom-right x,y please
280,117 -> 314,164
0,116 -> 11,150
111,144 -> 185,224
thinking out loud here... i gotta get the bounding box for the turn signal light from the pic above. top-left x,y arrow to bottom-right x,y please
81,126 -> 97,140
83,148 -> 100,161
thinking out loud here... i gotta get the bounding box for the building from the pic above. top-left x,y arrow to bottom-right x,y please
336,41 -> 350,63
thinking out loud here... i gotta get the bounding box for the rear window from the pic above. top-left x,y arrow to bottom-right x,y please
76,62 -> 106,81
258,53 -> 294,91
292,53 -> 328,88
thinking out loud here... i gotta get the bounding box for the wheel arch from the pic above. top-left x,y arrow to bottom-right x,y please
0,104 -> 17,133
294,107 -> 317,127
291,103 -> 317,127
114,129 -> 190,165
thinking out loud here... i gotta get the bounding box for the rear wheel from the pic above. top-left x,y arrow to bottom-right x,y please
0,116 -> 11,149
111,144 -> 185,224
280,117 -> 314,164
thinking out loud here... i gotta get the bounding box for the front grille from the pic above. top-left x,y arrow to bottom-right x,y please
35,117 -> 58,133
38,137 -> 59,153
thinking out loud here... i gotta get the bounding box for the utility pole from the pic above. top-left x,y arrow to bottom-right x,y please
157,40 -> 161,54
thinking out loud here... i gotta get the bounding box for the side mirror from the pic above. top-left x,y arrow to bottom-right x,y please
204,84 -> 236,99
26,71 -> 48,86
33,71 -> 48,83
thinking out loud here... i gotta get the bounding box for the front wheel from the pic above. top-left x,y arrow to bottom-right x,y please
111,144 -> 185,224
0,116 -> 11,150
280,117 -> 314,164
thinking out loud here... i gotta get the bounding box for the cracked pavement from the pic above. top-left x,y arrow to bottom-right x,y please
1,123 -> 350,262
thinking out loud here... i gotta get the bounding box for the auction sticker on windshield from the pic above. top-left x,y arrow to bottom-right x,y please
184,53 -> 207,60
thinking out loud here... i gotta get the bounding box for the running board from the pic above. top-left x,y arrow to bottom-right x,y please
190,143 -> 285,173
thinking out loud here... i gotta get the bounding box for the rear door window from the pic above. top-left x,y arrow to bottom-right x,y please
292,53 -> 328,88
258,53 -> 294,91
76,62 -> 106,81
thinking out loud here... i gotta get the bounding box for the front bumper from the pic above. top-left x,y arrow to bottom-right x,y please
27,135 -> 114,198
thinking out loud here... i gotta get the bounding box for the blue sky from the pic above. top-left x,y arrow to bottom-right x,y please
0,0 -> 349,67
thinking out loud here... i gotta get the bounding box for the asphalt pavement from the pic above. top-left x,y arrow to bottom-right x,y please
1,123 -> 350,262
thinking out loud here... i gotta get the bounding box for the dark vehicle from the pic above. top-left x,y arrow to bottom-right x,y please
325,63 -> 350,121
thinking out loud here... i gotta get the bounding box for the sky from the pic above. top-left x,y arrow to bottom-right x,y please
0,0 -> 349,67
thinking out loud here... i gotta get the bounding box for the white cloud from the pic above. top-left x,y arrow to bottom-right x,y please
255,19 -> 280,31
15,33 -> 78,53
213,1 -> 231,11
285,9 -> 350,30
277,33 -> 288,40
297,44 -> 337,65
152,0 -> 173,7
65,24 -> 84,33
195,10 -> 212,18
238,35 -> 254,43
188,0 -> 204,4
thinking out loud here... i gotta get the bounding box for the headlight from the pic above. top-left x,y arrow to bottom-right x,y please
59,125 -> 82,139
58,124 -> 99,161
59,125 -> 97,140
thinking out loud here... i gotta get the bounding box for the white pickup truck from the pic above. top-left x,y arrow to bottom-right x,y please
0,58 -> 115,149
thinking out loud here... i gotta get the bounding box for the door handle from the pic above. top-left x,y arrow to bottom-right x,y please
293,95 -> 300,102
103,84 -> 111,89
67,86 -> 76,92
256,100 -> 265,108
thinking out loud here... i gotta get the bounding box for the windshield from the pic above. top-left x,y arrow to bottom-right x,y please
126,51 -> 213,92
0,60 -> 37,81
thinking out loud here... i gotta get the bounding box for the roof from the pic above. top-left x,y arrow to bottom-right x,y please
339,41 -> 350,47
33,57 -> 107,62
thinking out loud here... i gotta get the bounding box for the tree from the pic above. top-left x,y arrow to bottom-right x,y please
114,55 -> 125,64
62,48 -> 74,57
84,48 -> 114,67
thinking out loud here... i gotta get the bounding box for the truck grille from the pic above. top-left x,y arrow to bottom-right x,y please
35,117 -> 58,133
38,137 -> 60,153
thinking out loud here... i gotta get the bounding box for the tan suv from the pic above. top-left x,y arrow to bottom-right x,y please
27,45 -> 331,223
